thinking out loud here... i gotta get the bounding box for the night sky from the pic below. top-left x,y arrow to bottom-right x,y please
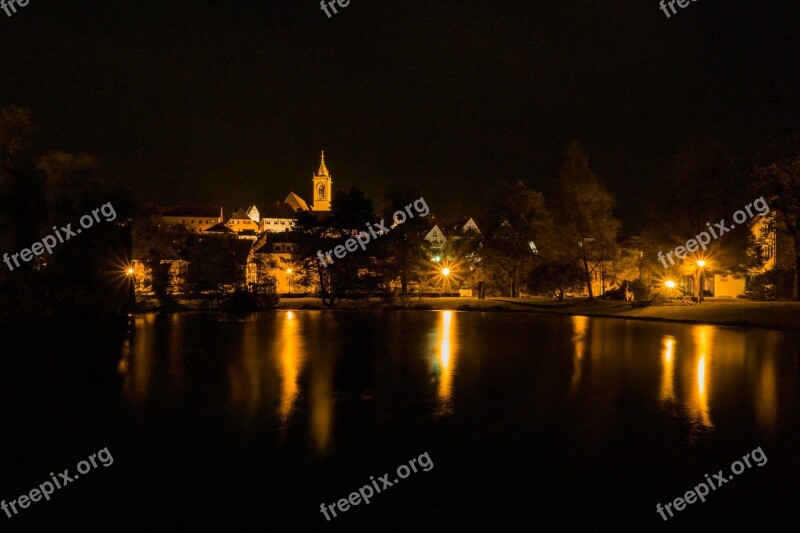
2,0 -> 798,230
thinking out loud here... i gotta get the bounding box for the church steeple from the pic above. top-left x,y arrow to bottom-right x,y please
317,151 -> 330,177
312,151 -> 332,211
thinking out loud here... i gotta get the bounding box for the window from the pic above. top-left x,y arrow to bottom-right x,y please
318,184 -> 325,199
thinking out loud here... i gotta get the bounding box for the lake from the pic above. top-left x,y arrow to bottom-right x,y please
2,310 -> 799,530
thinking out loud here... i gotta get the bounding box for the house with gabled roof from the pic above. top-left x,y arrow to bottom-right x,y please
226,207 -> 260,238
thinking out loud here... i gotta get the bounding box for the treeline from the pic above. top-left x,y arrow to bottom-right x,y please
131,210 -> 274,308
6,105 -> 800,320
634,136 -> 800,300
278,142 -> 622,302
131,137 -> 800,305
0,108 -> 134,324
287,138 -> 800,302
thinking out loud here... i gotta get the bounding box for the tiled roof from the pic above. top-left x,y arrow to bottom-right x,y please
158,206 -> 221,218
228,208 -> 252,220
284,192 -> 309,212
262,202 -> 299,219
202,222 -> 235,233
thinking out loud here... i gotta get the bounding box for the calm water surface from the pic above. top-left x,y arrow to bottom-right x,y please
3,310 -> 799,530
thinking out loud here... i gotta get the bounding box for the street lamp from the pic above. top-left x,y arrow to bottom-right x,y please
696,260 -> 706,303
441,267 -> 451,292
124,264 -> 135,309
286,268 -> 293,294
664,279 -> 677,299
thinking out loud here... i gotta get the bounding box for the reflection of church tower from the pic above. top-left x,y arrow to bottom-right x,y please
312,151 -> 332,212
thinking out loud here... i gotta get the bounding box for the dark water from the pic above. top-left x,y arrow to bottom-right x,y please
2,311 -> 800,531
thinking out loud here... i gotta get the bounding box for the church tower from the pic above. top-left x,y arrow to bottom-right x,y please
312,151 -> 332,211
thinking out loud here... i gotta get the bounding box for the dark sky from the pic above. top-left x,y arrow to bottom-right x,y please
2,0 -> 798,231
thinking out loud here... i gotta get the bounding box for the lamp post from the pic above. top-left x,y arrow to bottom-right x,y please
286,268 -> 293,295
664,279 -> 677,300
441,267 -> 450,293
125,265 -> 135,310
696,260 -> 706,303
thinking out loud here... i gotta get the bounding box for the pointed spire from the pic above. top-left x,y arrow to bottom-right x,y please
317,150 -> 330,177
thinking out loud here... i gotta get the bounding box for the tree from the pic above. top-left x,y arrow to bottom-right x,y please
643,139 -> 752,287
0,107 -> 43,260
481,180 -> 552,297
379,184 -> 430,295
754,136 -> 800,299
526,258 -> 584,300
293,186 -> 379,305
186,235 -> 248,299
1,108 -> 135,322
132,209 -> 192,304
556,141 -> 621,299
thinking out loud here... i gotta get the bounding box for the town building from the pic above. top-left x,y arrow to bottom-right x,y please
226,207 -> 260,240
259,153 -> 333,232
156,206 -> 224,234
260,195 -> 306,233
312,151 -> 333,211
249,233 -> 303,294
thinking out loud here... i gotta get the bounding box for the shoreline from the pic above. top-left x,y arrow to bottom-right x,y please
273,296 -> 800,332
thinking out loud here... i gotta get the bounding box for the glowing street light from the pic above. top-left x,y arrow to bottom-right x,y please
441,267 -> 450,277
696,260 -> 706,303
664,280 -> 676,289
126,267 -> 134,276
286,268 -> 293,294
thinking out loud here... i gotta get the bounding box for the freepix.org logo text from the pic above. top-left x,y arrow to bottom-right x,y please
317,197 -> 429,267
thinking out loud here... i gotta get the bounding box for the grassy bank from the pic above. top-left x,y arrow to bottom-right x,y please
277,296 -> 800,331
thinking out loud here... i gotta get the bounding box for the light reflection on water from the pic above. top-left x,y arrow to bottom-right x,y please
430,310 -> 457,414
570,317 -> 782,434
570,315 -> 589,392
276,310 -> 304,425
660,335 -> 676,402
123,310 -> 792,451
688,326 -> 714,428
